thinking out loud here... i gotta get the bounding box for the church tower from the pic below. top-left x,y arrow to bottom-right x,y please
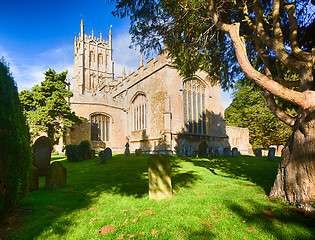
73,20 -> 114,95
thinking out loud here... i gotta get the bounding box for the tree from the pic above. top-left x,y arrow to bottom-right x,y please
225,84 -> 293,149
110,0 -> 315,211
0,58 -> 33,216
19,69 -> 83,146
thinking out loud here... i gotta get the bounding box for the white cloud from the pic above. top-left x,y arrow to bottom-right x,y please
0,44 -> 74,92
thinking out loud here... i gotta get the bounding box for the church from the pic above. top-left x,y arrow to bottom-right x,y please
66,20 -> 252,155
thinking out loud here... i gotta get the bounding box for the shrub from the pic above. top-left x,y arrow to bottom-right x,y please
0,58 -> 33,216
197,141 -> 208,158
79,140 -> 92,160
65,144 -> 83,162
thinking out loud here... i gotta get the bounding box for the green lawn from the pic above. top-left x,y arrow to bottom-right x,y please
8,154 -> 315,239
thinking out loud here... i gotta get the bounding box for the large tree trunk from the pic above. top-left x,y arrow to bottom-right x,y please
269,109 -> 315,211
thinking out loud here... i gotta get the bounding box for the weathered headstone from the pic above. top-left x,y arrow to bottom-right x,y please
213,148 -> 220,158
90,149 -> 96,158
267,147 -> 276,161
99,150 -> 106,164
29,166 -> 39,191
33,136 -> 52,176
218,147 -> 223,156
223,147 -> 231,157
232,147 -> 238,157
104,147 -> 112,159
179,143 -> 186,156
135,148 -> 142,156
276,145 -> 284,157
255,148 -> 262,157
46,161 -> 67,189
187,144 -> 193,156
148,155 -> 172,200
207,146 -> 214,158
125,142 -> 130,156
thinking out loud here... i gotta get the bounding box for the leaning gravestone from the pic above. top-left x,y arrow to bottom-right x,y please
99,150 -> 106,164
223,147 -> 231,157
29,166 -> 39,191
135,148 -> 142,156
232,147 -> 238,157
125,142 -> 130,156
33,136 -> 52,176
276,145 -> 284,157
148,154 -> 172,200
46,161 -> 67,189
267,147 -> 276,161
255,148 -> 262,157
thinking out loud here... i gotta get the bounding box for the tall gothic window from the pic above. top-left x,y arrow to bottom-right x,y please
132,94 -> 146,131
98,54 -> 103,67
183,79 -> 206,134
91,114 -> 110,141
90,51 -> 95,64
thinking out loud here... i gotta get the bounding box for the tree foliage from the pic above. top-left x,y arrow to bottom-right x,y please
0,58 -> 33,216
19,69 -> 83,145
225,84 -> 293,149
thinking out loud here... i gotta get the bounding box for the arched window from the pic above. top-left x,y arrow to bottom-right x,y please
90,51 -> 95,64
132,94 -> 146,131
183,79 -> 206,134
91,114 -> 110,141
98,54 -> 103,68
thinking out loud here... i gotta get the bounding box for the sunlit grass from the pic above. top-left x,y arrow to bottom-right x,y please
9,154 -> 315,239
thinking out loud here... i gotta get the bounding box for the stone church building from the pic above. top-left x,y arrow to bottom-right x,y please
66,20 -> 252,155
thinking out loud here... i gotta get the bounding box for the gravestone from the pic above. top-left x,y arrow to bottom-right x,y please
46,161 -> 67,189
148,155 -> 172,200
232,147 -> 238,157
213,148 -> 220,158
135,148 -> 142,156
29,166 -> 39,191
207,146 -> 214,158
104,147 -> 112,159
99,150 -> 106,164
223,147 -> 231,157
90,149 -> 96,158
179,143 -> 186,156
255,148 -> 262,157
218,147 -> 223,156
267,147 -> 276,161
33,136 -> 52,176
125,142 -> 130,156
187,144 -> 193,156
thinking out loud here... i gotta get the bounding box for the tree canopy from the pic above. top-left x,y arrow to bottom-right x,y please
225,84 -> 293,149
110,0 -> 315,211
19,69 -> 83,145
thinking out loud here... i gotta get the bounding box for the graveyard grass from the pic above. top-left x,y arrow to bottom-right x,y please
9,154 -> 315,239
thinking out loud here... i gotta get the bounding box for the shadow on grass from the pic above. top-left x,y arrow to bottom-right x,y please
13,154 -> 199,239
185,155 -> 280,195
224,199 -> 315,240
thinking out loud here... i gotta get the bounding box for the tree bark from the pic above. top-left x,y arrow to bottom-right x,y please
270,108 -> 315,211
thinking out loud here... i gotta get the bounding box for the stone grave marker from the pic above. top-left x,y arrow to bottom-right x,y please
218,147 -> 223,156
232,147 -> 238,157
46,161 -> 67,189
255,148 -> 262,157
125,142 -> 130,156
207,146 -> 214,158
267,147 -> 276,161
33,136 -> 52,176
223,147 -> 231,157
148,154 -> 172,200
104,147 -> 112,159
179,143 -> 186,156
135,148 -> 142,156
187,144 -> 193,156
213,148 -> 220,158
99,150 -> 106,164
29,166 -> 39,191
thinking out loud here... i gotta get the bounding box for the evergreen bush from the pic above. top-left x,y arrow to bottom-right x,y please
79,140 -> 92,160
65,144 -> 83,162
0,58 -> 33,216
197,141 -> 208,158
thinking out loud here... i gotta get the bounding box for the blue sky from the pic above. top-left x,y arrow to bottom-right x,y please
0,0 -> 232,109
